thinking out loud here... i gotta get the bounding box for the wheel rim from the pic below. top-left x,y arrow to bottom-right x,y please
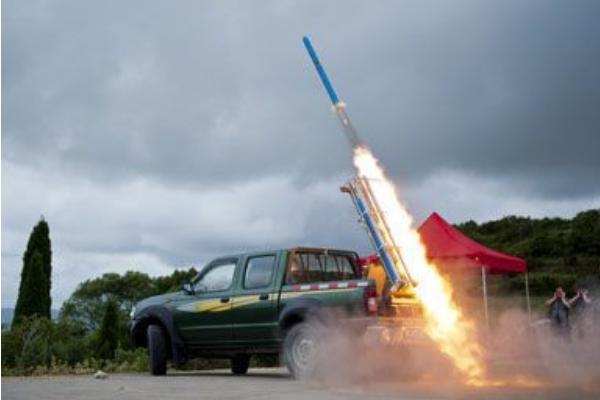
292,331 -> 317,371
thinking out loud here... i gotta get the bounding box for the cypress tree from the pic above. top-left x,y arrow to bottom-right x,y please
13,219 -> 53,326
13,251 -> 48,326
96,299 -> 120,360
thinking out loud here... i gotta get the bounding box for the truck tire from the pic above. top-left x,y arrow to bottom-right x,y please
231,355 -> 250,375
147,324 -> 167,376
283,321 -> 322,379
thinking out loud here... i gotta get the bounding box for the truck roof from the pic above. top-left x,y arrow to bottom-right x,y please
213,247 -> 359,261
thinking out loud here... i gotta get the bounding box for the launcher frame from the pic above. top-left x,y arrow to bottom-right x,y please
341,178 -> 417,291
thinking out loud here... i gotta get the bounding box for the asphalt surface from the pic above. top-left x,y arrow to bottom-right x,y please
2,368 -> 599,400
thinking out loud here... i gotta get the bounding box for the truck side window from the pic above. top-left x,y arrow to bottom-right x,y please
285,252 -> 358,284
244,255 -> 275,289
306,253 -> 323,282
194,262 -> 236,292
337,256 -> 357,279
323,254 -> 342,281
286,254 -> 306,284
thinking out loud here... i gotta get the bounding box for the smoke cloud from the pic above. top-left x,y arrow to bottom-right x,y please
299,298 -> 600,399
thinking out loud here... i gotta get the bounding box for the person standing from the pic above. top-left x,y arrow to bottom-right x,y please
546,287 -> 571,339
569,288 -> 592,339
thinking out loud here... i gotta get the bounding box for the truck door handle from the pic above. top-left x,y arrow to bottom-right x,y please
258,293 -> 269,301
220,297 -> 230,303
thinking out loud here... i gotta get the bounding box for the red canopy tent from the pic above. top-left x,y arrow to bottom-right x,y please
418,212 -> 530,325
359,212 -> 531,325
418,212 -> 526,273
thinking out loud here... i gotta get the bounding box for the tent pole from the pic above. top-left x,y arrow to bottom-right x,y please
525,272 -> 532,323
481,266 -> 490,335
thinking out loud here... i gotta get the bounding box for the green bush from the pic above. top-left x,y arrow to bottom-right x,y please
2,316 -> 54,373
0,315 -> 148,376
113,347 -> 148,372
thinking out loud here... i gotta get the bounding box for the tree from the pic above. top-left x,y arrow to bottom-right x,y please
153,267 -> 198,293
530,232 -> 554,258
60,268 -> 197,331
14,219 -> 53,325
569,210 -> 600,255
13,251 -> 49,326
96,299 -> 120,360
61,271 -> 155,331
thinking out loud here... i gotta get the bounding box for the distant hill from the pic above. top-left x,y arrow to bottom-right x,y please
1,307 -> 60,327
455,209 -> 600,295
456,209 -> 600,273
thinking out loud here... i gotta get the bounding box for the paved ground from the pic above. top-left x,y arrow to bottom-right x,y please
2,368 -> 599,400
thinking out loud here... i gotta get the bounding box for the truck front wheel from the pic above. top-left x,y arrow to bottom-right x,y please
147,324 -> 167,376
283,322 -> 322,379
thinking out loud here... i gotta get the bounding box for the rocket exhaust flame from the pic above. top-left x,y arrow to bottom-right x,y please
352,145 -> 485,382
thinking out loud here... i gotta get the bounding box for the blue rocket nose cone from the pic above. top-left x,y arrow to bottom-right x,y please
302,35 -> 340,105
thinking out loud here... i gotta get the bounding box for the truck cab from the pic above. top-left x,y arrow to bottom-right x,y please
129,247 -> 376,377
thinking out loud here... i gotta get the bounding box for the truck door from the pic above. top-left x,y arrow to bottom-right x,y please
174,258 -> 238,344
231,253 -> 279,344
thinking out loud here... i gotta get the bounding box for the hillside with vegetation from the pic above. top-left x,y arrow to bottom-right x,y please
456,209 -> 600,295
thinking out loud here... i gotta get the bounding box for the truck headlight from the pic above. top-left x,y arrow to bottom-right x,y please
130,306 -> 136,319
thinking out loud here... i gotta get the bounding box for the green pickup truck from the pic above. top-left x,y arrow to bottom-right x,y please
129,247 -> 377,377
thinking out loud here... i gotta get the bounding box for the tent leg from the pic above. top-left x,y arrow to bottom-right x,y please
525,272 -> 532,323
481,266 -> 490,335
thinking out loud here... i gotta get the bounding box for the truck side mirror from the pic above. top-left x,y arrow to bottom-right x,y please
182,282 -> 195,295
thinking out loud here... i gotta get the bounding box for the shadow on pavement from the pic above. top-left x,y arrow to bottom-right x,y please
168,369 -> 291,380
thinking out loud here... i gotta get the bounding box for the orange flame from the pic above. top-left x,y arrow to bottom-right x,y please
353,146 -> 484,382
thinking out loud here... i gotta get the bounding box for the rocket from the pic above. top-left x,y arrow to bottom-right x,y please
302,36 -> 416,291
302,36 -> 362,148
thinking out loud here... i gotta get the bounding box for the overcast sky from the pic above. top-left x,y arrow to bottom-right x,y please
2,1 -> 599,307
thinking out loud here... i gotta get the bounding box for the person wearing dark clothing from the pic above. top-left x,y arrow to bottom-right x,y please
570,288 -> 592,340
546,287 -> 571,339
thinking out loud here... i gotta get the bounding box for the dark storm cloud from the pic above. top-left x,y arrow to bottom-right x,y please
4,1 -> 598,193
2,1 -> 599,305
2,1 -> 348,187
340,2 -> 600,198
